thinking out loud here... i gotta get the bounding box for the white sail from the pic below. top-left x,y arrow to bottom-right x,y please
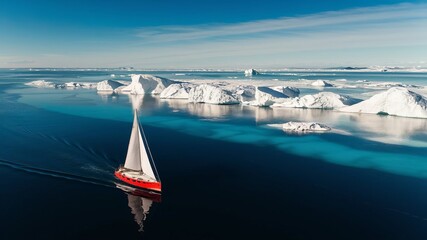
124,112 -> 142,171
124,110 -> 157,181
138,126 -> 157,180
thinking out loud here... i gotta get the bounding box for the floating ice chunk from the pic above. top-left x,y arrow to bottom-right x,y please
282,121 -> 331,132
270,86 -> 300,98
364,82 -> 421,88
62,82 -> 96,89
188,84 -> 239,105
97,80 -> 124,92
253,86 -> 297,106
121,74 -> 175,95
160,83 -> 194,99
232,85 -> 256,102
64,82 -> 80,88
340,87 -> 427,118
311,80 -> 333,87
25,80 -> 57,88
274,92 -> 359,109
244,69 -> 259,77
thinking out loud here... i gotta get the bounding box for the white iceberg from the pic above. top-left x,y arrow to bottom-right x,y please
253,86 -> 297,107
97,80 -> 124,92
188,84 -> 239,105
232,85 -> 256,102
282,121 -> 331,132
340,87 -> 427,118
159,83 -> 194,99
271,86 -> 300,98
273,92 -> 358,109
121,74 -> 175,95
244,69 -> 259,77
25,80 -> 57,88
311,80 -> 333,87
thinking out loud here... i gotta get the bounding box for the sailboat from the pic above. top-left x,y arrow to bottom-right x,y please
115,109 -> 162,192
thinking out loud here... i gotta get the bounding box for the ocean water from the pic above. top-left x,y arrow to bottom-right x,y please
1,69 -> 427,239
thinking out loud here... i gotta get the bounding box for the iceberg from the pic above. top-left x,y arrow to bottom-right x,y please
273,92 -> 359,109
159,83 -> 194,99
340,87 -> 427,118
271,86 -> 300,98
311,80 -> 333,87
25,80 -> 57,88
188,84 -> 239,105
232,85 -> 256,102
282,121 -> 331,132
244,69 -> 260,77
253,86 -> 297,107
122,74 -> 175,95
97,80 -> 124,92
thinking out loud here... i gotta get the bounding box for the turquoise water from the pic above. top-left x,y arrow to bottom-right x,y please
2,69 -> 427,239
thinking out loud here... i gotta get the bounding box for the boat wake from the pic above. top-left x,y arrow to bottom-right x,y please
0,157 -> 116,188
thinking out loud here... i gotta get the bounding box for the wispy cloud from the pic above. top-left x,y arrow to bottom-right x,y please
120,3 -> 427,68
135,3 -> 427,44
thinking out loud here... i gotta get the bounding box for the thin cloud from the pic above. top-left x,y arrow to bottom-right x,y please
135,3 -> 427,44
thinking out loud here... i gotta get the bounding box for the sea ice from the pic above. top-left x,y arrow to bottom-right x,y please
340,87 -> 427,118
282,121 -> 331,132
25,80 -> 57,88
188,84 -> 240,105
121,74 -> 175,95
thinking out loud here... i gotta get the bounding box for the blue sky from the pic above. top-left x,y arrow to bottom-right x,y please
1,0 -> 426,68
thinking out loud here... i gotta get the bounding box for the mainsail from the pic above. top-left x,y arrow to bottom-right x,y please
124,110 -> 157,180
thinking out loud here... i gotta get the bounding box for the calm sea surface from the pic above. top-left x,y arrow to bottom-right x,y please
1,69 -> 427,239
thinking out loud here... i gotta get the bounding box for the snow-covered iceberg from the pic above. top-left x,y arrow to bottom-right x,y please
253,86 -> 298,106
97,80 -> 124,92
311,80 -> 333,87
282,121 -> 331,132
25,80 -> 57,88
244,69 -> 259,77
121,74 -> 175,95
273,92 -> 358,109
232,85 -> 256,102
188,84 -> 239,105
340,87 -> 427,118
159,83 -> 194,99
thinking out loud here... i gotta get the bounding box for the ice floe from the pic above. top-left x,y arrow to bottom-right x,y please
282,121 -> 331,132
25,80 -> 57,88
64,82 -> 97,89
340,87 -> 427,118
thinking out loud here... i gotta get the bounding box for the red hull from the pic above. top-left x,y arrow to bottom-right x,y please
115,171 -> 162,192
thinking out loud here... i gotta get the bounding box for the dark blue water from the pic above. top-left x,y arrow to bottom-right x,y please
2,70 -> 427,239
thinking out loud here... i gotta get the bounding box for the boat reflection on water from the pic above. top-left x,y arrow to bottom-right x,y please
116,183 -> 161,232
